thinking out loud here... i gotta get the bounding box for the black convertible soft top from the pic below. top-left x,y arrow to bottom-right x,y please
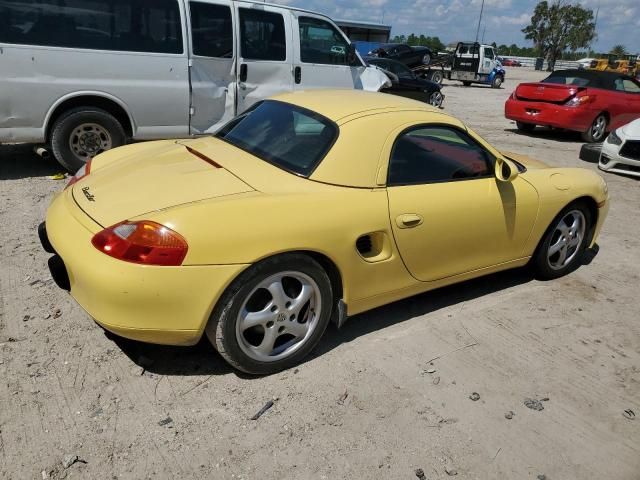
543,69 -> 639,90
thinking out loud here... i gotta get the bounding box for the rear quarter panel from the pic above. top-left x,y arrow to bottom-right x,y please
144,187 -> 418,307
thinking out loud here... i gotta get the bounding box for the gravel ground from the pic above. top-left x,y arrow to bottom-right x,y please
1,68 -> 639,480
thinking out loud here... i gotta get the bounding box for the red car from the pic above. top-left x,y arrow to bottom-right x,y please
505,69 -> 640,142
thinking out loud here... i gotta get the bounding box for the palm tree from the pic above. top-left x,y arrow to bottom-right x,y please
610,44 -> 628,57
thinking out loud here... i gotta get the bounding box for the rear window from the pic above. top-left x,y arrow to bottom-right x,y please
543,74 -> 591,87
216,101 -> 337,177
0,0 -> 183,54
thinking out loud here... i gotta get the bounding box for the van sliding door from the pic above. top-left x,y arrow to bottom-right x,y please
187,0 -> 237,134
234,2 -> 293,113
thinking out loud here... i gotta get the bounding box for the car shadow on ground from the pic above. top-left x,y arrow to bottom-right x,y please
111,267 -> 535,378
0,144 -> 63,180
504,127 -> 584,143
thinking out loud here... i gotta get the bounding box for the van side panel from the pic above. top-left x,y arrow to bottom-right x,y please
0,0 -> 191,144
0,45 -> 190,143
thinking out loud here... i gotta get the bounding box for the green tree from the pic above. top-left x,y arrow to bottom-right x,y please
522,1 -> 596,70
610,44 -> 627,57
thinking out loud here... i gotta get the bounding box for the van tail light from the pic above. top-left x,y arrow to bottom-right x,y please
565,94 -> 592,107
91,221 -> 188,266
65,159 -> 93,189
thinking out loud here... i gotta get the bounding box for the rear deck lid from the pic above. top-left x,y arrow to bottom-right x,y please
73,140 -> 255,226
515,82 -> 583,103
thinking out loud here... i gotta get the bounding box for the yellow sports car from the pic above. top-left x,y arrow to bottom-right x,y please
40,91 -> 609,374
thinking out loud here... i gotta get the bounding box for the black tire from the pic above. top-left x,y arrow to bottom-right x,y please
531,201 -> 592,280
50,107 -> 126,173
428,90 -> 444,108
516,121 -> 536,132
429,70 -> 444,85
422,53 -> 431,66
581,113 -> 608,143
205,253 -> 334,375
491,75 -> 503,89
462,81 -> 472,86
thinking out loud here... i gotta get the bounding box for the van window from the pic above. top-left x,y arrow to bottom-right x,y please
298,16 -> 350,65
190,2 -> 232,58
0,0 -> 183,54
239,8 -> 285,61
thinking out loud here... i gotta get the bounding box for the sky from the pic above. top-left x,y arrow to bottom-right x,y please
274,0 -> 640,53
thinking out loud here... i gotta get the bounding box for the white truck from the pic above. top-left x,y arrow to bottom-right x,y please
413,42 -> 506,89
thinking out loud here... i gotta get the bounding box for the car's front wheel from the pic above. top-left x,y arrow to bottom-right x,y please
532,202 -> 592,280
429,90 -> 444,108
206,254 -> 333,374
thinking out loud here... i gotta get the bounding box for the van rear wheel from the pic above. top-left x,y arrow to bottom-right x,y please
50,107 -> 125,173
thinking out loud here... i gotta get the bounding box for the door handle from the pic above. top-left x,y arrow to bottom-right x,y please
239,63 -> 248,82
294,66 -> 301,84
396,214 -> 423,228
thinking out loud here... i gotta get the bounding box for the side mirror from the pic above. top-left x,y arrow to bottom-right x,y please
347,43 -> 358,66
495,157 -> 519,182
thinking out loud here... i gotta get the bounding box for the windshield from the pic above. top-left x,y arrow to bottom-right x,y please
216,101 -> 338,177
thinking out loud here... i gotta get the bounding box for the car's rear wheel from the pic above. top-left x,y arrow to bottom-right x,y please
516,121 -> 536,132
532,202 -> 592,280
581,113 -> 608,143
422,53 -> 431,65
206,254 -> 333,375
51,107 -> 125,172
429,90 -> 444,107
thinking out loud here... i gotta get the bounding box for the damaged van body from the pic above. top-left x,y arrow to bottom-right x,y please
0,0 -> 390,171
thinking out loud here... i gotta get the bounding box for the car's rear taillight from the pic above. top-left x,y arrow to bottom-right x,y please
565,95 -> 592,107
65,159 -> 93,189
91,221 -> 188,266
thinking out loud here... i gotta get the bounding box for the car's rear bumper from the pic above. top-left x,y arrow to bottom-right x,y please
505,99 -> 595,131
40,190 -> 248,346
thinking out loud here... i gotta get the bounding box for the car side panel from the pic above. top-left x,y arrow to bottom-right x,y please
146,187 -> 420,311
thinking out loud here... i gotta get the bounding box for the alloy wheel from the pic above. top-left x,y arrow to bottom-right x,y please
591,115 -> 607,142
235,271 -> 321,362
429,91 -> 444,107
547,209 -> 586,270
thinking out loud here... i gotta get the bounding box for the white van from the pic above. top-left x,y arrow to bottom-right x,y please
0,0 -> 389,171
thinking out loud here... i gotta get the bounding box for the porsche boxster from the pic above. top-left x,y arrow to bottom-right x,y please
40,90 -> 609,374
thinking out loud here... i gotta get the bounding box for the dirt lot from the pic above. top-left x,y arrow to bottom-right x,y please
1,68 -> 639,480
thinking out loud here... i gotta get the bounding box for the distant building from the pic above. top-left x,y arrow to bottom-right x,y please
335,19 -> 391,43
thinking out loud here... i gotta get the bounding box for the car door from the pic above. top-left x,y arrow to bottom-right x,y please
385,124 -> 539,282
479,47 -> 495,74
188,0 -> 237,134
234,2 -> 293,113
292,14 -> 368,90
396,44 -> 414,65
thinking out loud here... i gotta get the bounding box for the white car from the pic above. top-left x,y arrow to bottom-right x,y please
599,118 -> 640,177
